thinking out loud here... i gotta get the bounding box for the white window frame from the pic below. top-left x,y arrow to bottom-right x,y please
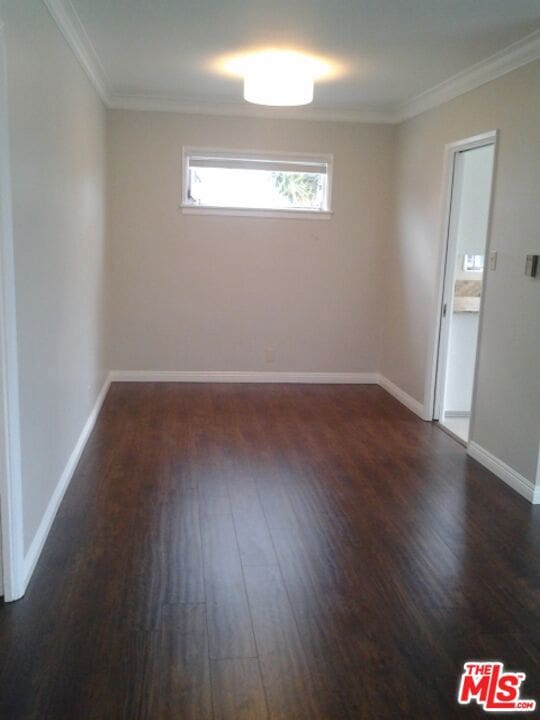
181,147 -> 334,219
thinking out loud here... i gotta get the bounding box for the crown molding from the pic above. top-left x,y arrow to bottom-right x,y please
42,0 -> 112,103
397,29 -> 540,122
41,0 -> 540,125
107,92 -> 396,124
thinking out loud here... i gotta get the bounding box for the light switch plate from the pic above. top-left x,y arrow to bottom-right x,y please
489,251 -> 498,271
525,254 -> 538,277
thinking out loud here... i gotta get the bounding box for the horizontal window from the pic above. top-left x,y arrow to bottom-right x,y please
182,148 -> 333,218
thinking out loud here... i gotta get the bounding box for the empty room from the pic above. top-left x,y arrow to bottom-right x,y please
0,1 -> 539,717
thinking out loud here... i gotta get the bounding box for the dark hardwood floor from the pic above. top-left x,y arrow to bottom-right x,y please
0,382 -> 538,719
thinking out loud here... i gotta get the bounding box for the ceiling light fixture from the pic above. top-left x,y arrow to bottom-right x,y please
243,50 -> 315,106
219,49 -> 335,107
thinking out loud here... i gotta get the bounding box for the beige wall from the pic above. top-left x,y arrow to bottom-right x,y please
106,111 -> 395,373
3,0 -> 108,551
382,60 -> 540,483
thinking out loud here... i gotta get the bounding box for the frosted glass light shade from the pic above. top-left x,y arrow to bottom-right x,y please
243,52 -> 315,106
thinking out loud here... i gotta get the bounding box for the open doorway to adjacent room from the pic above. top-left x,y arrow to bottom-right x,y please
433,135 -> 496,445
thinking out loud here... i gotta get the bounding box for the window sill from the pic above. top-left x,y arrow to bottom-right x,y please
180,204 -> 333,220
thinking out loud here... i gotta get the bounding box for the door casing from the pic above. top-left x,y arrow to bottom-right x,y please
426,131 -> 498,437
0,14 -> 25,602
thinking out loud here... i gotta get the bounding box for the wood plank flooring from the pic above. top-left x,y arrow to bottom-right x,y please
0,382 -> 539,719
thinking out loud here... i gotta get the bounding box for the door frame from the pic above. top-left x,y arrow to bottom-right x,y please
0,14 -> 25,602
426,130 -> 498,434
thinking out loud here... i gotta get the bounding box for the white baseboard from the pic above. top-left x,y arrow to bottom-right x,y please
468,441 -> 539,504
377,375 -> 429,420
109,370 -> 380,385
110,370 -> 433,420
444,410 -> 471,418
22,374 -> 111,589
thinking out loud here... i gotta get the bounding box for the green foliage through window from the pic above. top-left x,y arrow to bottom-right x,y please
271,172 -> 323,207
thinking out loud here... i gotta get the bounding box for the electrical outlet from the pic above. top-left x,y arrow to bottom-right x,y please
265,347 -> 276,364
489,251 -> 498,271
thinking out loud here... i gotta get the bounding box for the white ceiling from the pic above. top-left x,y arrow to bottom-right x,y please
56,0 -> 540,120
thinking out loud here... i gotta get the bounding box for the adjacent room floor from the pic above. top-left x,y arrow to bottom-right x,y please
440,416 -> 470,444
0,383 -> 538,719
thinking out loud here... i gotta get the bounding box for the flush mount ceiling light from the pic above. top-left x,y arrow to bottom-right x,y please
243,51 -> 316,106
219,49 -> 335,107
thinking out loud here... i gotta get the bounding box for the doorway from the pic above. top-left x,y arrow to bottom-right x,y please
433,136 -> 496,444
